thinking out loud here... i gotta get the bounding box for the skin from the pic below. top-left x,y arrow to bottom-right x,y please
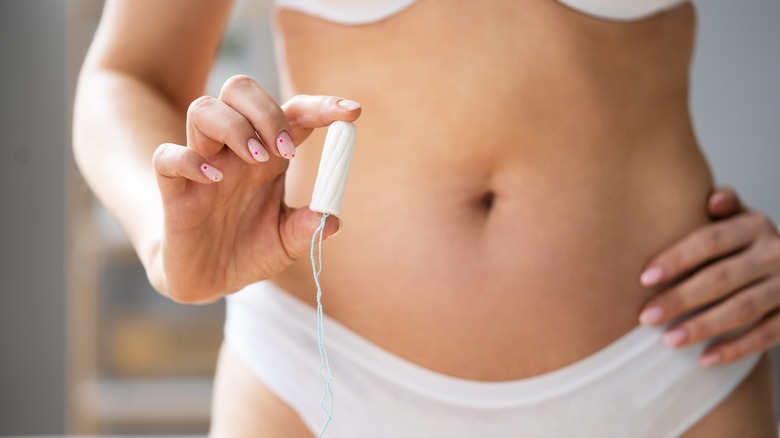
73,0 -> 780,436
641,188 -> 780,366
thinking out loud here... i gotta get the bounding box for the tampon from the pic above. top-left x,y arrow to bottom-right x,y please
310,121 -> 357,215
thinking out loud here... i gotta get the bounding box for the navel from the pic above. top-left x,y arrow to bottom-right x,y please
480,190 -> 496,214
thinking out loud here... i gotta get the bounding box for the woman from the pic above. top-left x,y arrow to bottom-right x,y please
74,0 -> 780,436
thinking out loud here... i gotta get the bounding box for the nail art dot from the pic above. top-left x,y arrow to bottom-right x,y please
253,151 -> 258,155
279,138 -> 284,143
291,154 -> 295,158
203,165 -> 208,170
283,153 -> 288,157
214,177 -> 218,181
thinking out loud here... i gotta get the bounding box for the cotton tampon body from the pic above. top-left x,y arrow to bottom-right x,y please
310,121 -> 357,215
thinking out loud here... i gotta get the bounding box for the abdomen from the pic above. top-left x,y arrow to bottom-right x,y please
274,0 -> 712,380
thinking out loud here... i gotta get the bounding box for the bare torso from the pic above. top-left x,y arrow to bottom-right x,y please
212,1 -> 774,435
277,0 -> 710,378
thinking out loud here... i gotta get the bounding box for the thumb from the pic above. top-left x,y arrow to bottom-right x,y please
282,94 -> 362,143
707,185 -> 745,219
279,206 -> 343,260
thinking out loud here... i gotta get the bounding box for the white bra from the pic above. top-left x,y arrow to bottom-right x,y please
273,0 -> 690,25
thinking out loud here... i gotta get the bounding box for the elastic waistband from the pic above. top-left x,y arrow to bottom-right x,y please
227,281 -> 676,408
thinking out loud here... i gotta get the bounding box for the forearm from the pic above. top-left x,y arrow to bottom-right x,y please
73,67 -> 184,280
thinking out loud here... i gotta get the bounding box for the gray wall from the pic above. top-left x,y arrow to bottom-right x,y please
0,0 -> 776,434
692,0 -> 780,220
0,0 -> 68,434
691,0 -> 780,409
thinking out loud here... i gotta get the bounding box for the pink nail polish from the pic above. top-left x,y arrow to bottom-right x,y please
337,99 -> 361,111
247,138 -> 269,162
640,266 -> 664,287
200,163 -> 223,182
276,131 -> 295,159
639,306 -> 664,326
700,352 -> 721,367
663,328 -> 687,347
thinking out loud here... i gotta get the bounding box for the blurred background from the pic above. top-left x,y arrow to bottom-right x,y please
0,0 -> 778,435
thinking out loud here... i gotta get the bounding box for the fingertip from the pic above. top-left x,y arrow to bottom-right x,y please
200,163 -> 223,182
337,99 -> 361,111
639,266 -> 665,287
662,326 -> 688,347
308,212 -> 342,239
248,138 -> 271,162
337,99 -> 363,121
639,305 -> 664,326
700,351 -> 722,367
708,186 -> 742,216
708,190 -> 727,209
328,216 -> 343,238
275,131 -> 296,159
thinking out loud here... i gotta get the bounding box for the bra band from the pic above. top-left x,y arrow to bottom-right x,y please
273,0 -> 690,25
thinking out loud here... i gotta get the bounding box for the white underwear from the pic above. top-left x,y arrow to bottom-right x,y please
224,281 -> 760,437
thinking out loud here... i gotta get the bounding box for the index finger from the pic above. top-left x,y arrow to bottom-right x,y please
640,214 -> 764,287
282,94 -> 362,142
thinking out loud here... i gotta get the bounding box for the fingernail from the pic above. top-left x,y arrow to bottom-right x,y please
663,327 -> 687,347
708,191 -> 725,208
200,163 -> 223,182
639,306 -> 664,326
331,217 -> 343,238
700,352 -> 721,367
247,138 -> 269,162
276,131 -> 295,159
338,99 -> 361,111
640,266 -> 664,287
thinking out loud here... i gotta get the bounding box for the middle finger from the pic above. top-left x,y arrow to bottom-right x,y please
665,275 -> 780,347
219,75 -> 295,159
642,242 -> 776,326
